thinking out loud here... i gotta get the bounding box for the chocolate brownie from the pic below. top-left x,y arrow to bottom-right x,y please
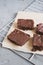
32,34 -> 43,51
17,19 -> 34,30
7,29 -> 30,46
36,23 -> 43,35
32,34 -> 42,47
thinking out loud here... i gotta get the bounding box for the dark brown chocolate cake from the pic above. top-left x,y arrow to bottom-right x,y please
32,34 -> 43,51
7,29 -> 30,46
36,23 -> 43,35
17,19 -> 34,30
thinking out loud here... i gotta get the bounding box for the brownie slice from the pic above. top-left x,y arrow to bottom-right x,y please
32,34 -> 42,47
17,19 -> 34,30
36,23 -> 43,35
7,29 -> 30,46
32,34 -> 43,51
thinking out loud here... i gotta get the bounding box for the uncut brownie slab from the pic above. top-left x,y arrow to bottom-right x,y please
7,29 -> 30,46
32,34 -> 43,51
36,23 -> 43,35
17,19 -> 34,30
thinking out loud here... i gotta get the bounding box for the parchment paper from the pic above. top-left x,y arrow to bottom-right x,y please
2,11 -> 43,55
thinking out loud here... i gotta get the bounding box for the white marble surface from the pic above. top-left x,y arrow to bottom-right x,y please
26,0 -> 43,12
0,47 -> 34,65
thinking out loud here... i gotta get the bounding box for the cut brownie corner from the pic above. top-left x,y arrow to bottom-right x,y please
7,29 -> 30,46
36,23 -> 43,35
17,19 -> 34,30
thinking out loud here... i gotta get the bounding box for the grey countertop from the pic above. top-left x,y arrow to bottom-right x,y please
0,0 -> 43,65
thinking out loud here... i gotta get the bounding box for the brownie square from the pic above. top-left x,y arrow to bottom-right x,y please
36,23 -> 43,35
32,34 -> 42,51
7,29 -> 30,46
17,19 -> 34,30
32,34 -> 42,47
